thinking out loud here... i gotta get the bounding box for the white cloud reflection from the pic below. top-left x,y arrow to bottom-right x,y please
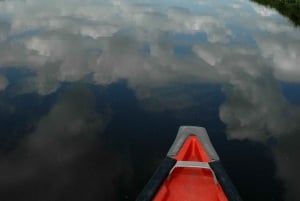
192,43 -> 300,141
0,0 -> 298,91
257,33 -> 300,82
251,3 -> 277,17
0,73 -> 8,90
0,0 -> 299,130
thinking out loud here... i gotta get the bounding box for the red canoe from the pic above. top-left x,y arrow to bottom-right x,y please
136,126 -> 242,201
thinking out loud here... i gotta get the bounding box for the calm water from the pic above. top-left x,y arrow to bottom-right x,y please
0,0 -> 300,201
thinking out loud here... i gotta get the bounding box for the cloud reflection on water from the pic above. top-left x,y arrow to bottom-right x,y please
0,86 -> 132,201
0,73 -> 8,90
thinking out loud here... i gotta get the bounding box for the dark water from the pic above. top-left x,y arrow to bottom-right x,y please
250,0 -> 300,26
0,0 -> 300,201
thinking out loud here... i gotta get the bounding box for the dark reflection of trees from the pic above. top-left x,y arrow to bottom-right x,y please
251,0 -> 300,26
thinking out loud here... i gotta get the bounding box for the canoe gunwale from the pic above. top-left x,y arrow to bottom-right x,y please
135,157 -> 176,201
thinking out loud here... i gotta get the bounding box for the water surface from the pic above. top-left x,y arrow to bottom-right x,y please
0,0 -> 300,201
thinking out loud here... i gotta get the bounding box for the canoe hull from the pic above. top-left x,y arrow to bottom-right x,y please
136,126 -> 242,201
